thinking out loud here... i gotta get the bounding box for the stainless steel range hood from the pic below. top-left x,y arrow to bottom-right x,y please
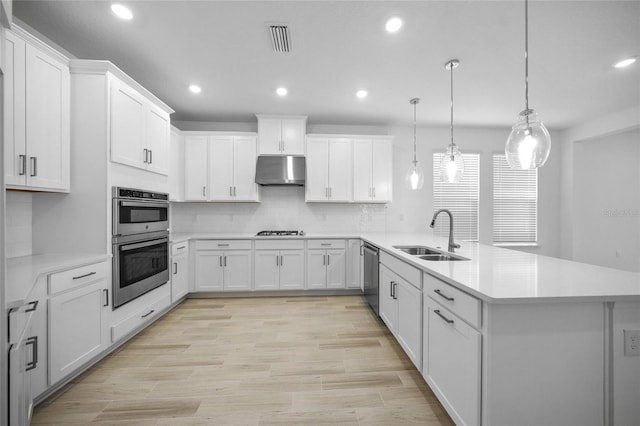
255,155 -> 305,186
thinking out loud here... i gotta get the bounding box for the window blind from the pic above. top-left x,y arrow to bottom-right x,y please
492,154 -> 538,243
432,153 -> 480,242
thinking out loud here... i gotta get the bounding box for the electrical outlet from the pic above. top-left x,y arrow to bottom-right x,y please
624,329 -> 640,356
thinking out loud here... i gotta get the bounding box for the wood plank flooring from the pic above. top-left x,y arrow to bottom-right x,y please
32,296 -> 454,425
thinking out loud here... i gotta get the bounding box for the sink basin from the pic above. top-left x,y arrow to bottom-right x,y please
417,254 -> 469,261
393,245 -> 442,256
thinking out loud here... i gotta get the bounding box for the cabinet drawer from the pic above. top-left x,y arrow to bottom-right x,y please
48,261 -> 107,295
172,242 -> 189,255
255,239 -> 305,250
111,293 -> 170,343
380,251 -> 421,289
195,240 -> 252,250
424,273 -> 481,329
307,239 -> 345,249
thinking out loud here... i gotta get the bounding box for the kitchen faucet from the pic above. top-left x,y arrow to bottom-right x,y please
430,209 -> 460,253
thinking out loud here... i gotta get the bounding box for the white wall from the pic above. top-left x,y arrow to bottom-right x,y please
172,121 -> 562,257
573,129 -> 640,272
5,191 -> 32,258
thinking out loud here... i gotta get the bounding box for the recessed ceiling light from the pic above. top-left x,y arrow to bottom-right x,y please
614,57 -> 637,68
356,90 -> 368,99
385,17 -> 403,33
276,87 -> 288,96
189,85 -> 202,94
111,4 -> 133,20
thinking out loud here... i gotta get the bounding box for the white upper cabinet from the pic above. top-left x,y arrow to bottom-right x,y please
183,132 -> 259,202
352,137 -> 393,203
306,136 -> 351,202
169,127 -> 185,201
110,77 -> 171,175
4,28 -> 70,192
256,115 -> 306,155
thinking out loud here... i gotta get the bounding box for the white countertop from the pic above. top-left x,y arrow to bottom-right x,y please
171,231 -> 640,303
6,253 -> 111,310
360,233 -> 640,304
170,232 -> 360,243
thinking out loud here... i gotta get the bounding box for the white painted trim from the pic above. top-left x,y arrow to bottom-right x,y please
10,23 -> 70,65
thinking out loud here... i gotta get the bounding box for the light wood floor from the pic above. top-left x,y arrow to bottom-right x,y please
32,296 -> 454,425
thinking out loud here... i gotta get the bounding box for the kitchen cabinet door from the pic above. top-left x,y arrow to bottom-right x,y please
378,266 -> 397,333
281,118 -> 305,155
184,135 -> 209,201
352,139 -> 373,202
145,106 -> 170,175
426,297 -> 481,426
279,250 -> 305,289
223,250 -> 253,290
49,279 -> 108,385
110,78 -> 146,170
169,128 -> 184,201
257,117 -> 282,154
371,139 -> 392,202
209,136 -> 234,201
327,138 -> 351,201
233,136 -> 259,201
255,251 -> 280,290
4,31 -> 27,187
305,137 -> 329,201
194,251 -> 224,291
326,249 -> 346,289
307,251 -> 327,289
346,239 -> 362,289
396,279 -> 422,369
171,250 -> 189,302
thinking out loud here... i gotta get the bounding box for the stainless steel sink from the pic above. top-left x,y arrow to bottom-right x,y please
393,246 -> 442,256
393,245 -> 469,261
417,254 -> 469,261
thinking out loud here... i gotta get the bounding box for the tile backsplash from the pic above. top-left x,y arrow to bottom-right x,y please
171,187 -> 388,234
6,191 -> 33,258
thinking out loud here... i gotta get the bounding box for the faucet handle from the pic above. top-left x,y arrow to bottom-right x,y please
453,243 -> 460,248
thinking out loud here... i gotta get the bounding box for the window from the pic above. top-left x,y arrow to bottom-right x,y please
432,153 -> 480,241
492,154 -> 538,244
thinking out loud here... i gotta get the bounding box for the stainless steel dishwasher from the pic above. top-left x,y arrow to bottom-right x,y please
363,243 -> 380,315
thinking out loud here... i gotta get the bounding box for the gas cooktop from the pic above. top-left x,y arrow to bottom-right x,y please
256,230 -> 305,236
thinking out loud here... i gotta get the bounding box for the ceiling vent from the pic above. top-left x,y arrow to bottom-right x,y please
269,25 -> 291,53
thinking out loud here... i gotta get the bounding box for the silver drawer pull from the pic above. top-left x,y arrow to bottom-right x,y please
176,246 -> 186,250
26,336 -> 38,371
18,155 -> 26,175
434,289 -> 454,302
320,243 -> 331,246
434,309 -> 454,324
73,271 -> 97,280
141,310 -> 155,318
217,244 -> 229,247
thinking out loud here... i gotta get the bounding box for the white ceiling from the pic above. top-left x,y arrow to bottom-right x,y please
12,0 -> 640,130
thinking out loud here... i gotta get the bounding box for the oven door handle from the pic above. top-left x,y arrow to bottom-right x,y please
119,200 -> 169,209
119,238 -> 168,252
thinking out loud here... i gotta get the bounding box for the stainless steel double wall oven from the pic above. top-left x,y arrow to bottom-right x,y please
112,187 -> 170,308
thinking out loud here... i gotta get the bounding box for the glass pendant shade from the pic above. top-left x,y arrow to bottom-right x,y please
405,160 -> 424,190
440,144 -> 464,183
505,109 -> 551,169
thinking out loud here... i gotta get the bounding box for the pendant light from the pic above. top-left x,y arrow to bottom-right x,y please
505,0 -> 551,170
440,59 -> 464,183
405,98 -> 424,190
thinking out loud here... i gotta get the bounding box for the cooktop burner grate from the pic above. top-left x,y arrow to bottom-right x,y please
256,230 -> 304,236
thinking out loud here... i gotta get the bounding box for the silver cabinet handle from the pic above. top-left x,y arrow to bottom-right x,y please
26,336 -> 38,371
234,186 -> 237,197
30,157 -> 37,176
321,243 -> 331,247
329,187 -> 332,198
218,243 -> 229,247
176,246 -> 186,250
73,271 -> 97,280
143,148 -> 148,163
18,155 -> 26,175
219,256 -> 222,267
229,186 -> 233,196
173,262 -> 178,275
103,289 -> 109,307
372,187 -> 376,198
25,300 -> 39,312
141,310 -> 154,318
280,255 -> 283,266
276,255 -> 279,266
202,186 -> 206,197
149,149 -> 152,164
434,289 -> 455,302
322,254 -> 326,266
327,254 -> 330,265
434,309 -> 455,324
393,282 -> 397,299
223,256 -> 227,267
390,281 -> 394,298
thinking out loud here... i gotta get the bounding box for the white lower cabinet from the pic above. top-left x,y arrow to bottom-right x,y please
378,263 -> 422,369
194,240 -> 253,291
48,261 -> 109,385
425,296 -> 481,426
346,239 -> 362,290
254,240 -> 305,290
171,242 -> 189,302
307,240 -> 346,289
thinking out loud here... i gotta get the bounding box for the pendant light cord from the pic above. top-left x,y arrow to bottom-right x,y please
413,101 -> 417,163
524,0 -> 529,113
450,61 -> 454,150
